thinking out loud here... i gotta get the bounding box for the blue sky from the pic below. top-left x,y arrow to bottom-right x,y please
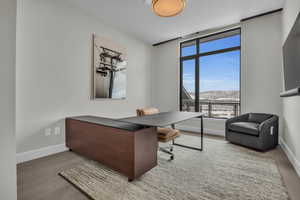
182,35 -> 240,93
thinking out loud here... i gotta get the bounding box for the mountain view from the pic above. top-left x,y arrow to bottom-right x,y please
183,90 -> 240,118
188,90 -> 239,101
199,90 -> 239,101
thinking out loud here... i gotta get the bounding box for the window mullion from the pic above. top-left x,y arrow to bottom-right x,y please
195,39 -> 200,112
179,59 -> 183,111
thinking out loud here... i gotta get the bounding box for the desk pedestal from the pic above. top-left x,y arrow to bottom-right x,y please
66,119 -> 157,181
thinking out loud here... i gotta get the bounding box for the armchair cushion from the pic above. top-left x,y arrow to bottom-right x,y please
248,113 -> 273,124
228,122 -> 260,136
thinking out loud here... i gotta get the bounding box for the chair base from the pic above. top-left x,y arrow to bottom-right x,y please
159,143 -> 174,160
226,131 -> 278,152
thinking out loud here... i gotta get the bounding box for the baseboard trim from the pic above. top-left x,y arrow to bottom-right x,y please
279,138 -> 300,178
175,125 -> 225,137
17,144 -> 68,164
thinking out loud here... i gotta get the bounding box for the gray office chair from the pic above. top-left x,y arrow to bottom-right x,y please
136,107 -> 181,160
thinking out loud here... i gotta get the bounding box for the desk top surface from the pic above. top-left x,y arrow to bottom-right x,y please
67,116 -> 144,131
118,111 -> 204,127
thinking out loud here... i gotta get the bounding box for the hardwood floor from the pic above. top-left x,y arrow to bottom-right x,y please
18,151 -> 90,200
17,135 -> 300,200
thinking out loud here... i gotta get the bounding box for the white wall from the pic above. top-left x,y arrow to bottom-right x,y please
0,0 -> 17,199
151,40 -> 179,112
281,0 -> 300,176
241,12 -> 283,121
16,0 -> 153,154
282,0 -> 300,41
151,13 -> 283,136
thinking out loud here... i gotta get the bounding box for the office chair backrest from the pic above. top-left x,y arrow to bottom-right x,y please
136,107 -> 159,117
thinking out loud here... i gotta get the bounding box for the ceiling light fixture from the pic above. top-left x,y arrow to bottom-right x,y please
151,0 -> 186,17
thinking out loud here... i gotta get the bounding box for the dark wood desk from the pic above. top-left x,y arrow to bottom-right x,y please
119,111 -> 205,151
66,116 -> 157,181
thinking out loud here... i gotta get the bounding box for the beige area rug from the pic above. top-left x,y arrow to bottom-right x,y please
59,135 -> 290,200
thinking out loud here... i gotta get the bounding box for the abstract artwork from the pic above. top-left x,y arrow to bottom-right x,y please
92,34 -> 127,99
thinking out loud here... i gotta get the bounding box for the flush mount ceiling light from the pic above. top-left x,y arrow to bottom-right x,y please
150,0 -> 186,17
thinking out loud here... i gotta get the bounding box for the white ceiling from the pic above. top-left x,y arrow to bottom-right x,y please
67,0 -> 285,44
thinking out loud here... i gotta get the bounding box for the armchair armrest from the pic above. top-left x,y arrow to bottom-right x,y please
259,115 -> 278,133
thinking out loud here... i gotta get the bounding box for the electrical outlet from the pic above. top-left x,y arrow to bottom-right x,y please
45,128 -> 51,136
54,127 -> 61,135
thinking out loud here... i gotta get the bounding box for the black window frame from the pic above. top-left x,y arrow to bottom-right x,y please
180,28 -> 241,119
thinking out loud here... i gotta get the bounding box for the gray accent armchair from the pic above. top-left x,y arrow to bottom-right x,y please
225,113 -> 279,151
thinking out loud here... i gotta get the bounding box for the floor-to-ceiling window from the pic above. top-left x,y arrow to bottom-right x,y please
180,28 -> 241,119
